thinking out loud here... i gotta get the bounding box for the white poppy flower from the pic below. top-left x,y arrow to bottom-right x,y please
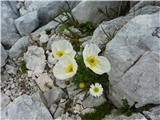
83,44 -> 111,74
89,83 -> 103,97
53,55 -> 78,80
51,40 -> 76,60
48,52 -> 58,65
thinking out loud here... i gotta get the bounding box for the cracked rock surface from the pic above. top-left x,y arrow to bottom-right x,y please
105,12 -> 160,107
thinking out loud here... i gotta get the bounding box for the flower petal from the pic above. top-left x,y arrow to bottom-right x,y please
51,40 -> 76,58
53,55 -> 78,80
92,56 -> 111,75
83,44 -> 101,58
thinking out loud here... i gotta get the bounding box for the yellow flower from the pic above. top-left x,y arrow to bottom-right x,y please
83,44 -> 111,74
89,83 -> 103,97
53,55 -> 78,80
79,82 -> 86,89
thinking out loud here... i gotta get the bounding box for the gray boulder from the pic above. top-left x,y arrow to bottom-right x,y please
1,95 -> 53,120
9,36 -> 30,58
1,44 -> 8,67
1,1 -> 20,47
24,46 -> 46,74
72,1 -> 128,25
105,12 -> 160,107
15,11 -> 39,36
91,5 -> 160,49
38,1 -> 79,25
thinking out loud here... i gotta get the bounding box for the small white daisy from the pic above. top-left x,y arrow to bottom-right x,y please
89,83 -> 103,97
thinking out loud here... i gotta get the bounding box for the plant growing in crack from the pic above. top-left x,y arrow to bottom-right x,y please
48,40 -> 111,99
53,1 -> 95,49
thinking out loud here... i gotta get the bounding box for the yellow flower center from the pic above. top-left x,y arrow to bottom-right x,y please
86,55 -> 99,68
93,87 -> 99,93
55,50 -> 65,57
79,82 -> 86,89
65,64 -> 73,73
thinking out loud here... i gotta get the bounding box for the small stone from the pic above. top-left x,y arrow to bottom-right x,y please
0,93 -> 10,108
54,106 -> 64,119
9,36 -> 30,58
24,46 -> 46,74
39,31 -> 49,43
15,11 -> 39,36
81,108 -> 95,115
5,65 -> 17,75
5,90 -> 11,96
35,73 -> 54,92
11,84 -> 15,88
44,87 -> 65,106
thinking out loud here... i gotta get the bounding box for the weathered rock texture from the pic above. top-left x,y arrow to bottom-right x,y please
1,1 -> 20,48
105,12 -> 160,107
15,11 -> 39,36
91,5 -> 160,49
1,95 -> 53,120
24,46 -> 46,74
72,1 -> 128,25
9,36 -> 30,58
1,44 -> 8,67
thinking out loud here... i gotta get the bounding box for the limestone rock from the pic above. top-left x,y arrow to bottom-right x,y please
24,46 -> 46,74
1,1 -> 20,47
105,12 -> 160,107
1,44 -> 8,67
1,95 -> 53,120
15,11 -> 39,36
72,1 -> 128,25
37,1 -> 79,25
9,36 -> 30,58
91,5 -> 160,49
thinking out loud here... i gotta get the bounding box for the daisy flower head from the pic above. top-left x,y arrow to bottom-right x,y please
89,83 -> 103,97
53,55 -> 78,80
83,44 -> 111,75
51,40 -> 76,60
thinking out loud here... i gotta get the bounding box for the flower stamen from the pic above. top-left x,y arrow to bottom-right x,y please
55,50 -> 65,57
65,64 -> 73,73
86,55 -> 99,68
